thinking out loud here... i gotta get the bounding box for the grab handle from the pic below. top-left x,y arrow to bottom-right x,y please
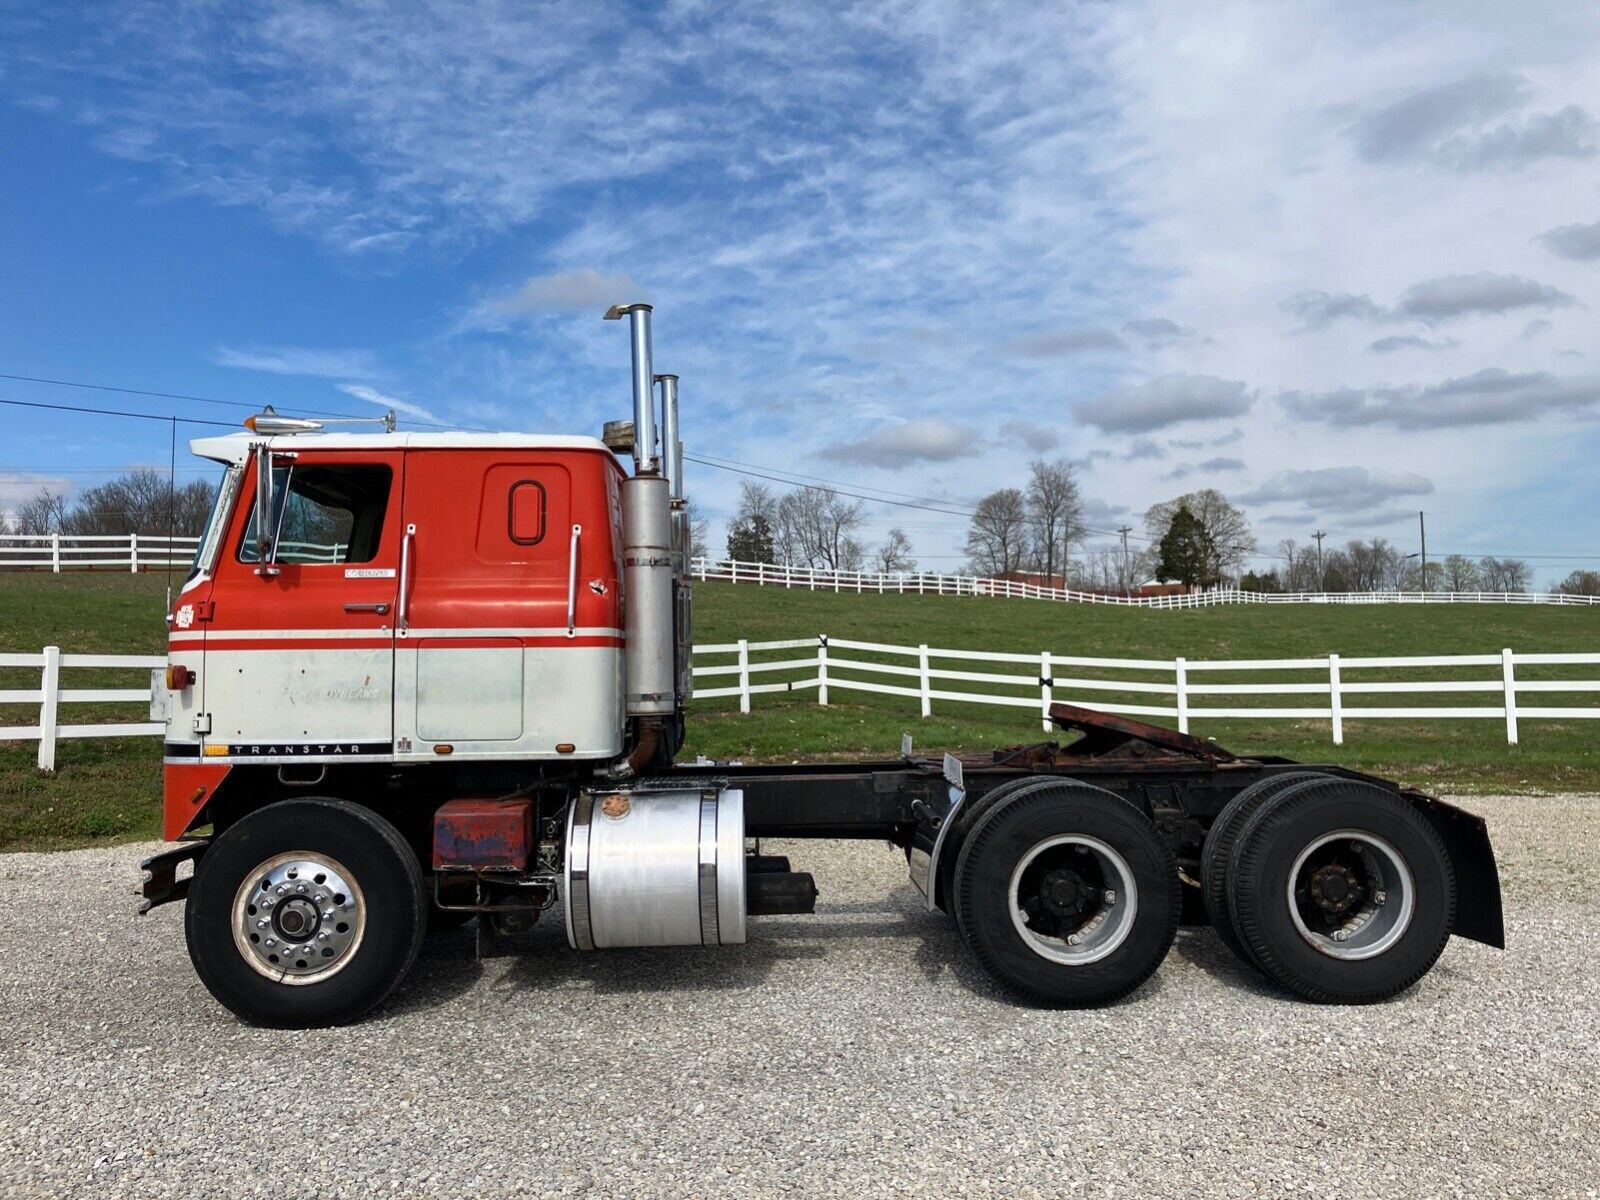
566,524 -> 582,637
398,524 -> 416,632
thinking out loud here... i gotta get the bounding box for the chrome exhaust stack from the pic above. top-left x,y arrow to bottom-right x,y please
606,302 -> 676,728
603,303 -> 659,476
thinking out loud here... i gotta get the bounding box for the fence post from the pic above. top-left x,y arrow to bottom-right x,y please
1502,648 -> 1518,746
919,644 -> 932,718
737,638 -> 751,715
51,533 -> 60,573
129,532 -> 139,573
37,645 -> 61,772
817,635 -> 829,706
731,560 -> 739,586
1040,650 -> 1053,732
1174,657 -> 1189,734
1328,653 -> 1343,746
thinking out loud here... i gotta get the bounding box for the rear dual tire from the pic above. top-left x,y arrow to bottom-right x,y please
954,783 -> 1180,1006
1204,776 -> 1456,1004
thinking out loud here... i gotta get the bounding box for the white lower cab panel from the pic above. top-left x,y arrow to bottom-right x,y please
204,645 -> 394,743
395,643 -> 624,761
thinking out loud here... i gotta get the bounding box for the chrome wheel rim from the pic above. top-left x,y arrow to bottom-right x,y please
1287,829 -> 1414,961
1008,835 -> 1138,965
231,852 -> 366,985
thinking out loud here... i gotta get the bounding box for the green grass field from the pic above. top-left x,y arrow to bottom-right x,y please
3,571 -> 1598,849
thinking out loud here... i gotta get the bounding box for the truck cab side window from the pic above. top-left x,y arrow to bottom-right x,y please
509,480 -> 546,545
237,464 -> 393,565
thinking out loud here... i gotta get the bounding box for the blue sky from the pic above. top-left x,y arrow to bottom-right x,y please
3,1 -> 1599,580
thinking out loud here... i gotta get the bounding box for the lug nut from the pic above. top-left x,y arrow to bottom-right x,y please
257,920 -> 268,929
1374,891 -> 1387,906
1103,890 -> 1117,906
265,938 -> 276,947
1333,929 -> 1350,942
1067,933 -> 1083,946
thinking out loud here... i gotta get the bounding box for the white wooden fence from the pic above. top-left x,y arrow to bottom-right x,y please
0,535 -> 354,572
7,637 -> 1599,771
691,636 -> 1600,746
0,534 -> 200,572
689,557 -> 1600,607
1,648 -> 165,769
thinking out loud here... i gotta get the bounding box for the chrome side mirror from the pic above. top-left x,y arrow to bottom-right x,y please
253,442 -> 278,570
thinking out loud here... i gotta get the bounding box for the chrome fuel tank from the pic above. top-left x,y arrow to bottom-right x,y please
564,786 -> 745,949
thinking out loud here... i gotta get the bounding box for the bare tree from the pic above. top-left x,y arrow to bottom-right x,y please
1556,569 -> 1600,596
1439,554 -> 1482,592
1342,538 -> 1405,591
775,487 -> 865,571
874,528 -> 916,573
60,469 -> 215,536
1024,459 -> 1083,583
1480,556 -> 1532,593
1143,489 -> 1255,582
965,488 -> 1029,576
726,481 -> 778,564
12,489 -> 68,536
1277,538 -> 1323,592
681,496 -> 710,560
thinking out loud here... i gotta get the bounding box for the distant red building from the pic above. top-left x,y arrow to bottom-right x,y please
1133,578 -> 1189,598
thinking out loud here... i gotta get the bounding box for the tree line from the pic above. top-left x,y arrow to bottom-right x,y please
2,470 -> 217,538
724,481 -> 917,573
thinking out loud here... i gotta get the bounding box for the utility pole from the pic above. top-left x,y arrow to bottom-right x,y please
1118,526 -> 1132,595
1312,529 -> 1326,586
1418,510 -> 1427,599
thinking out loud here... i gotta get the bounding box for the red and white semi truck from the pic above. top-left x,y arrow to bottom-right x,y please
141,304 -> 1503,1027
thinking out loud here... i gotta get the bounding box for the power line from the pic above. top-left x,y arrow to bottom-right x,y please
0,396 -> 237,428
0,368 -> 470,429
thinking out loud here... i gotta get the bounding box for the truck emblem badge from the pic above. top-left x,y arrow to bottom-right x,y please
589,579 -> 608,595
175,605 -> 194,629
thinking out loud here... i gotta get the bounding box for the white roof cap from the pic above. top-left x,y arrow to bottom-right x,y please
190,430 -> 616,465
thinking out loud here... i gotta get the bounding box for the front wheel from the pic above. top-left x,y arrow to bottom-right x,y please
953,783 -> 1180,1007
185,798 -> 427,1027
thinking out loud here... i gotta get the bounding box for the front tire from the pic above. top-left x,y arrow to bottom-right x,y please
954,783 -> 1179,1007
1226,780 -> 1455,1004
185,798 -> 427,1027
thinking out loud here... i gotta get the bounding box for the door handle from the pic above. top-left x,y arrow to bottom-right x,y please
344,602 -> 390,614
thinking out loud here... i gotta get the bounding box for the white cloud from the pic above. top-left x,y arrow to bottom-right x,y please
1539,219 -> 1600,261
1005,327 -> 1127,356
213,346 -> 382,379
819,420 -> 984,467
1075,375 -> 1253,433
488,269 -> 640,318
1241,466 -> 1434,512
337,384 -> 445,428
0,471 -> 73,513
1281,369 -> 1600,430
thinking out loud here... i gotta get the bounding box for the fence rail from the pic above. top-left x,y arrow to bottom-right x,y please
0,534 -> 358,571
691,635 -> 1600,746
0,648 -> 165,769
689,557 -> 1600,607
7,636 -> 1599,771
0,534 -> 199,572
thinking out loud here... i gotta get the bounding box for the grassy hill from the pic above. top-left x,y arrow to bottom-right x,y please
3,571 -> 1598,848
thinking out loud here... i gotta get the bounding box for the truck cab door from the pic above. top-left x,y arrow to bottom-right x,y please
201,449 -> 405,757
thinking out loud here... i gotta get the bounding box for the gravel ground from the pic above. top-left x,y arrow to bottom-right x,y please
0,793 -> 1596,1199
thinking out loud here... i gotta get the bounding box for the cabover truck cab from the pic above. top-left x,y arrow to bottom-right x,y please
142,304 -> 1504,1028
